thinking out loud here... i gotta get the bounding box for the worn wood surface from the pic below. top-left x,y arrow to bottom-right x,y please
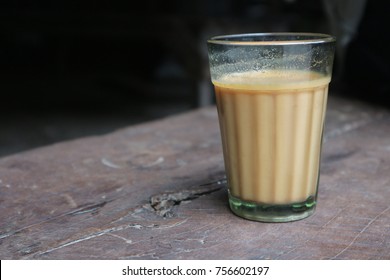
0,96 -> 389,259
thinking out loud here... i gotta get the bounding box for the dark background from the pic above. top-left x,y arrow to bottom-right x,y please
1,0 -> 389,157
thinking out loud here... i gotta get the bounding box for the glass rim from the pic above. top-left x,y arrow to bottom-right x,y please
207,32 -> 336,46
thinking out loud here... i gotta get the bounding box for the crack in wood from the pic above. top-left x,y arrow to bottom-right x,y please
36,223 -> 146,256
330,205 -> 390,259
2,180 -> 225,257
149,179 -> 226,217
35,220 -> 189,257
0,199 -> 112,240
70,201 -> 107,216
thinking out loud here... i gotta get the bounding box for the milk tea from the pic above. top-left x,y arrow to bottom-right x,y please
213,70 -> 330,205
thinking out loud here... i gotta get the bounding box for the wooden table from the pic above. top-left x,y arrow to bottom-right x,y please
0,96 -> 389,259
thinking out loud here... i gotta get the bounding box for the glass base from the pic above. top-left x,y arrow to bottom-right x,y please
228,193 -> 316,222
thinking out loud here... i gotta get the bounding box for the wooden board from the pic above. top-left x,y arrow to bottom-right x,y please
0,96 -> 389,259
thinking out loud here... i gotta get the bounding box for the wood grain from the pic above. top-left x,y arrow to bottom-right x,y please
0,96 -> 389,259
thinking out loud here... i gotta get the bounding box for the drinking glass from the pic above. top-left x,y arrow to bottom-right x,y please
207,33 -> 335,222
